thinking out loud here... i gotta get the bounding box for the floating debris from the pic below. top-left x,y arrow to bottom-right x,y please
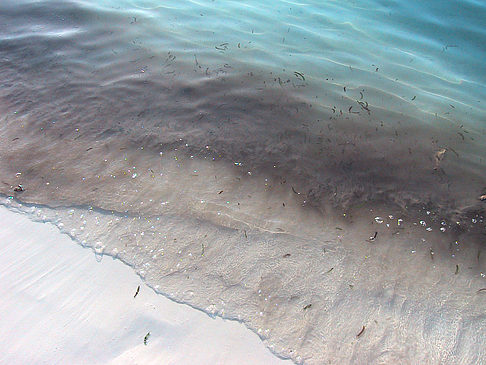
434,148 -> 447,170
13,184 -> 24,192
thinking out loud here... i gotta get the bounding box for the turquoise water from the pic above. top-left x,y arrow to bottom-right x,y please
1,0 -> 486,363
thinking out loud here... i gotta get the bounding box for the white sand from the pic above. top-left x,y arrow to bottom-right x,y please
0,206 -> 290,365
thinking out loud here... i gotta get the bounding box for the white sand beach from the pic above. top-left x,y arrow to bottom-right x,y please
0,205 -> 290,365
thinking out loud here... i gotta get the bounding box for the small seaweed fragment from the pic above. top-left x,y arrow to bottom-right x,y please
448,147 -> 459,158
294,71 -> 305,81
244,230 -> 247,239
215,43 -> 229,51
134,285 -> 140,298
411,95 -> 416,101
201,243 -> 205,256
357,326 -> 366,337
455,265 -> 459,275
144,332 -> 151,345
303,304 -> 312,310
357,100 -> 370,114
368,232 -> 378,241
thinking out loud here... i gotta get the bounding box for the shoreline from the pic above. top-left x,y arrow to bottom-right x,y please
0,205 -> 290,365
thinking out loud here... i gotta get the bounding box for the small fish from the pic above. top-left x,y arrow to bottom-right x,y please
303,304 -> 312,310
357,326 -> 366,337
283,253 -> 291,258
144,332 -> 151,345
455,265 -> 459,275
134,285 -> 140,298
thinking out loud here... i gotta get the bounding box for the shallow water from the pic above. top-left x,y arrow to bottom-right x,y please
1,0 -> 486,363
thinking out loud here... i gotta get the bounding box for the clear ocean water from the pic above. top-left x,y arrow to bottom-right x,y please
1,0 -> 486,363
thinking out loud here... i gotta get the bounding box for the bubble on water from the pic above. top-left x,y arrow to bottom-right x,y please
375,217 -> 383,224
132,173 -> 138,178
440,227 -> 446,232
420,220 -> 426,226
